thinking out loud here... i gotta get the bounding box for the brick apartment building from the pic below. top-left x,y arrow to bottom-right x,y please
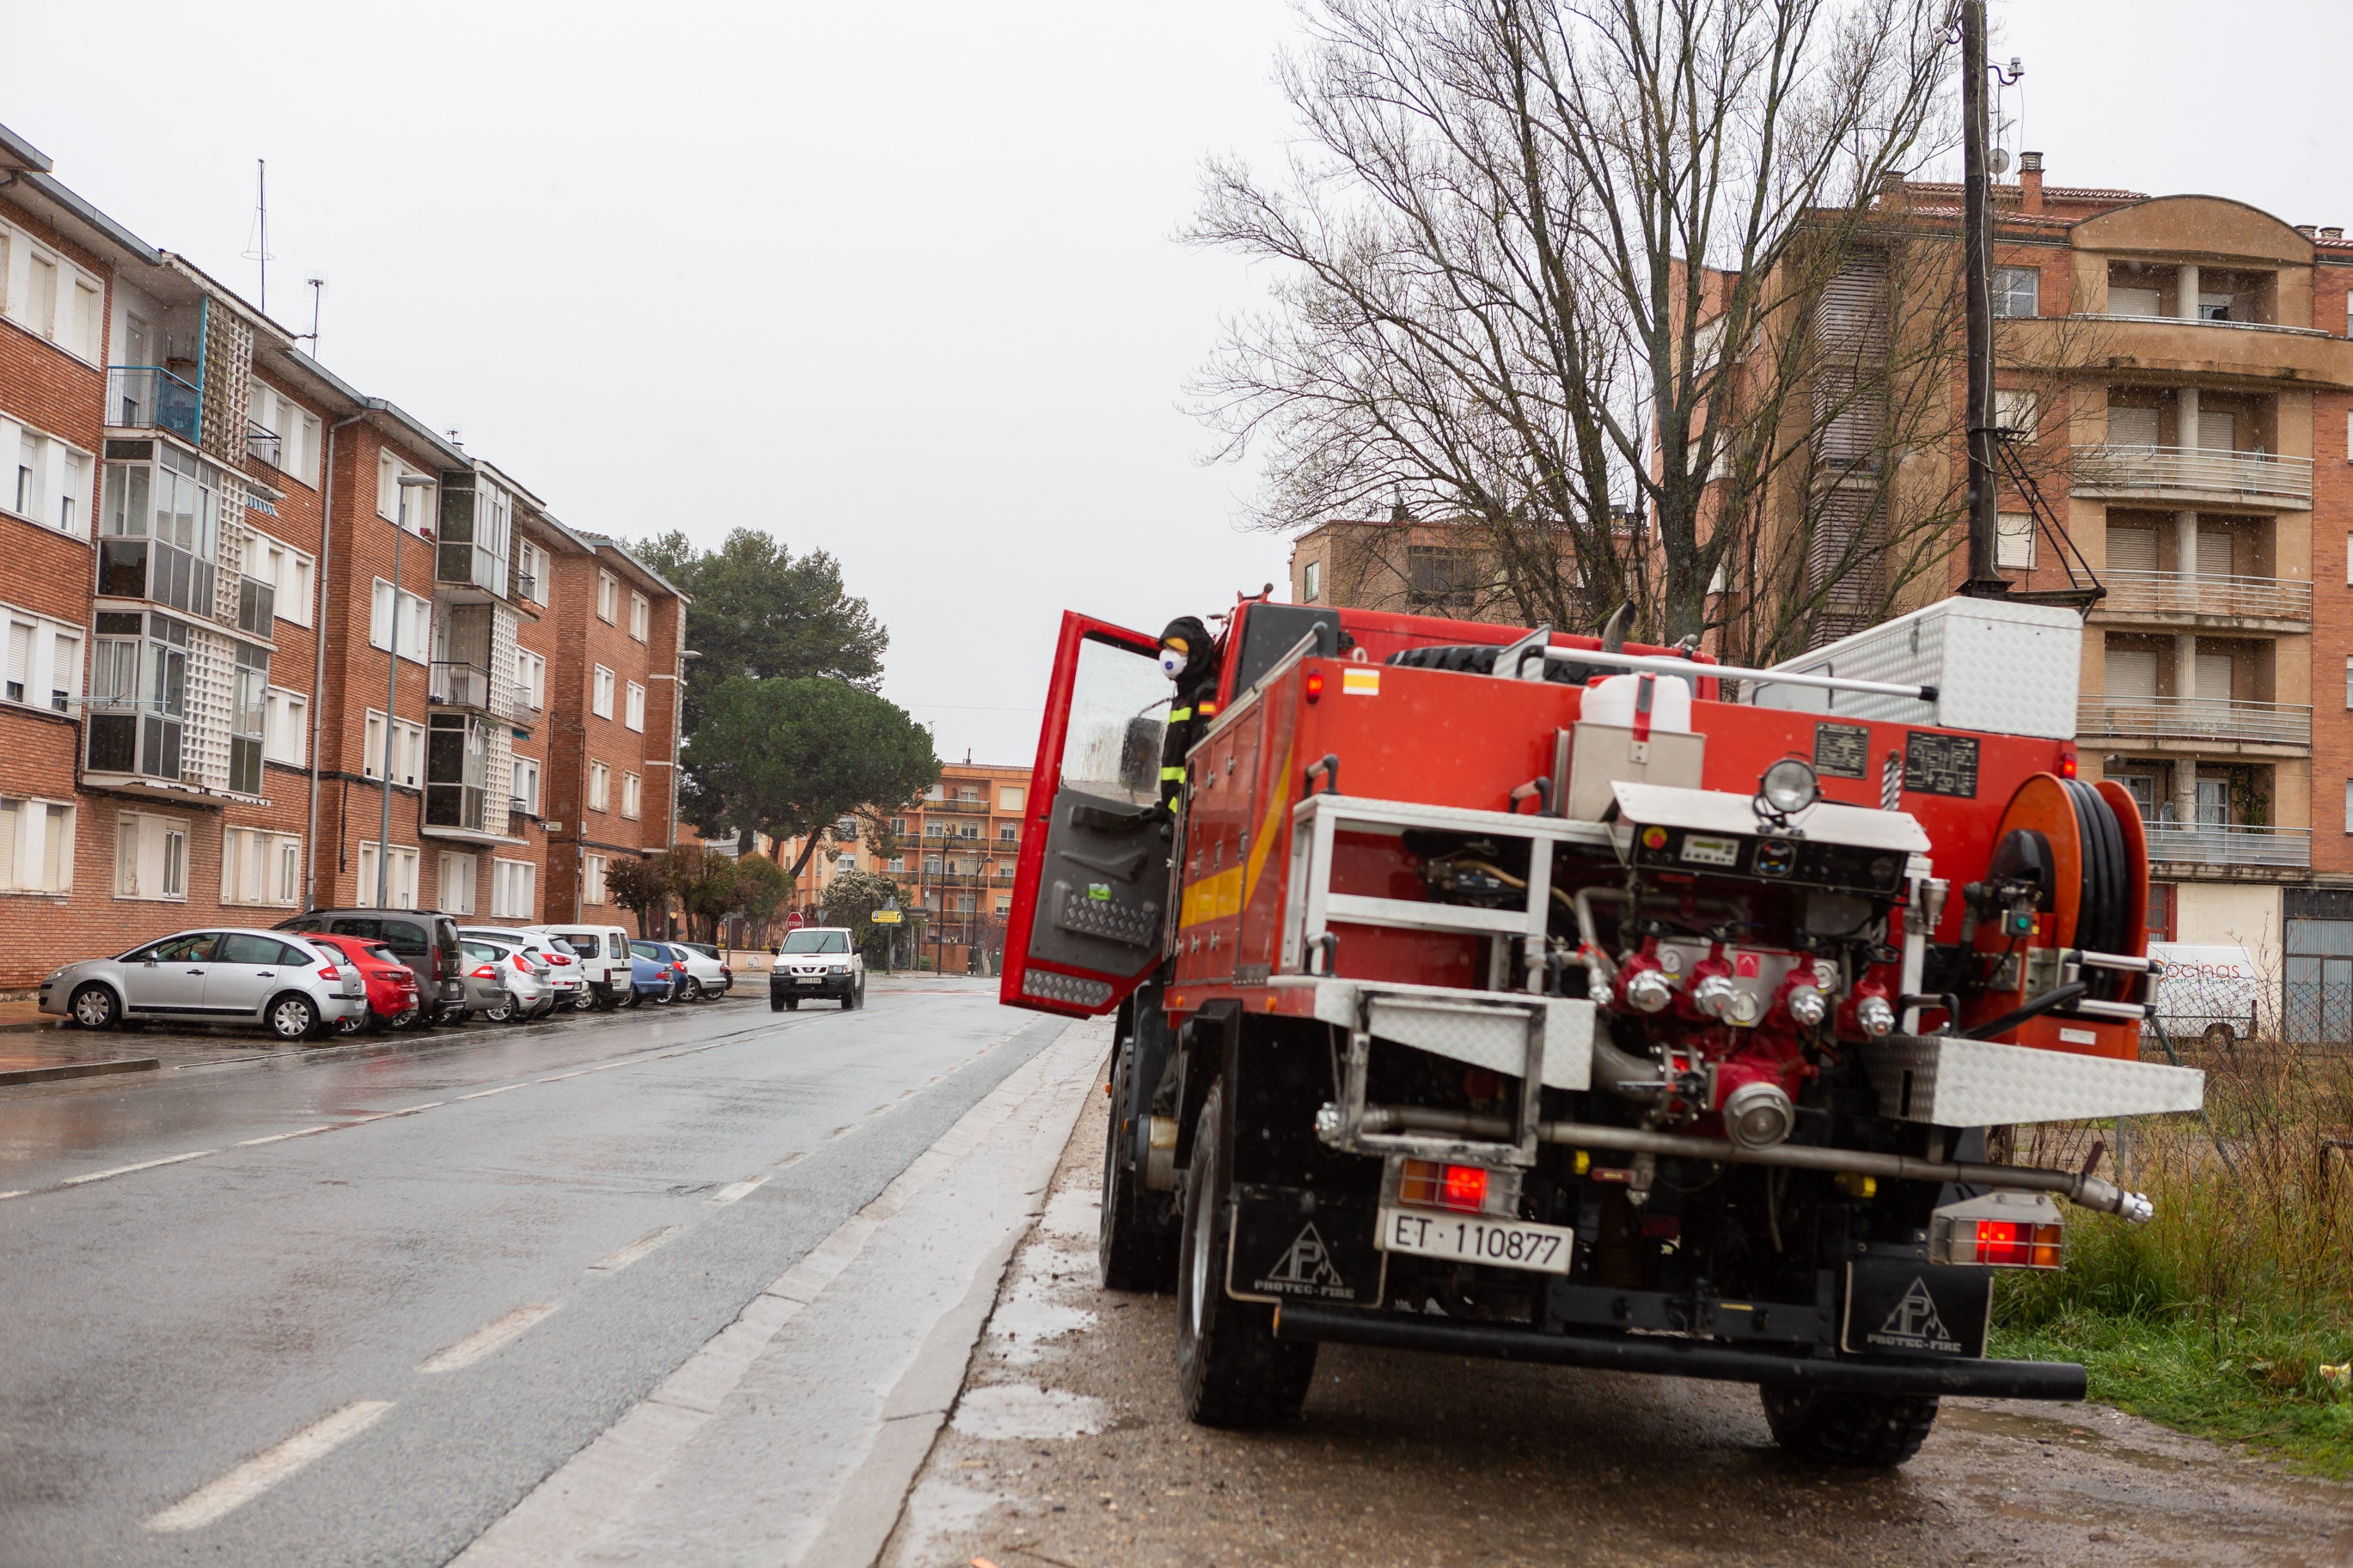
779,760 -> 1032,974
1287,512 -> 1570,628
0,122 -> 686,992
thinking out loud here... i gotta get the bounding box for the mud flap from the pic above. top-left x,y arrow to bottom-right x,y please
1840,1260 -> 1993,1358
1225,1184 -> 1384,1307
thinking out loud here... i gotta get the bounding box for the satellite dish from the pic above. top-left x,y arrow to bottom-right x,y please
1989,148 -> 2012,176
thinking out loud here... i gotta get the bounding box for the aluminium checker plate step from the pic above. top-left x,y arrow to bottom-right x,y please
1865,1033 -> 2204,1126
1295,977 -> 1596,1090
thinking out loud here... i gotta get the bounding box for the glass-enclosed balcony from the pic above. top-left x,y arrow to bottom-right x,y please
86,612 -> 190,784
435,474 -> 513,598
106,366 -> 200,443
429,660 -> 493,711
97,443 -> 223,619
425,712 -> 498,836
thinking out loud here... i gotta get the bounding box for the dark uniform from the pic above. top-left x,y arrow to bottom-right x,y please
1156,615 -> 1220,814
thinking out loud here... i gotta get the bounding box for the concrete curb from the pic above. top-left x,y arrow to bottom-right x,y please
0,1057 -> 159,1087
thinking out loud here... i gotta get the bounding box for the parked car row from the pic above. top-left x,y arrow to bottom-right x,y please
36,907 -> 742,1041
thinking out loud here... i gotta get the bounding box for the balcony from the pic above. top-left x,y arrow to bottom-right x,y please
246,420 -> 282,469
2093,570 -> 2310,628
2070,444 -> 2313,510
926,798 -> 993,815
2079,695 -> 2312,751
2071,313 -> 2329,340
96,537 -> 215,619
107,366 -> 200,443
429,660 -> 495,711
2144,822 -> 2311,871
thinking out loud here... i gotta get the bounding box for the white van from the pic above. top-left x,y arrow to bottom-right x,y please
2146,943 -> 2261,1046
543,924 -> 637,1009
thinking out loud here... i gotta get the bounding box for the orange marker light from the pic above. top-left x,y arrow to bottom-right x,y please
1304,669 -> 1325,702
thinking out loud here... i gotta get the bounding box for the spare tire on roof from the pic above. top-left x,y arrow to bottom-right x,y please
1385,643 -> 1608,686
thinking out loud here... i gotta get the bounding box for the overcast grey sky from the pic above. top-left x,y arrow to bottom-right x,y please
9,1 -> 2350,766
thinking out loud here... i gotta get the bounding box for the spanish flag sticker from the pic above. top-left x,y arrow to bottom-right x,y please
1342,668 -> 1382,696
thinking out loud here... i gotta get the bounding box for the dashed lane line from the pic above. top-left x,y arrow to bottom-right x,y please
235,1126 -> 338,1146
457,1083 -> 527,1101
590,1227 -> 681,1272
710,1175 -> 767,1205
419,1303 -> 560,1374
60,1150 -> 217,1186
144,1399 -> 394,1532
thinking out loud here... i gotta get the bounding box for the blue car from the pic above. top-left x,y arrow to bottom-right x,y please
620,946 -> 682,1007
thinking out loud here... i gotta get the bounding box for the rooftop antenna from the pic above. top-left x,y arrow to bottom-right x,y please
241,159 -> 274,314
299,275 -> 325,357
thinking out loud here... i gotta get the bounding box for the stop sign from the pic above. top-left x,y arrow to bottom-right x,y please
786,910 -> 804,929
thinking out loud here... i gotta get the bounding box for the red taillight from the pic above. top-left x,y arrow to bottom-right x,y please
1965,1217 -> 2063,1269
673,961 -> 687,973
1441,1164 -> 1489,1212
1304,668 -> 1325,702
469,964 -> 498,979
511,955 -> 533,973
2058,748 -> 2079,779
549,954 -> 573,965
318,966 -> 339,982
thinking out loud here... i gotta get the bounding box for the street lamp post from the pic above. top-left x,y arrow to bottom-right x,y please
377,473 -> 437,910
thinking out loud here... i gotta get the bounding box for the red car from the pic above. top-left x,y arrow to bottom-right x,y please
308,932 -> 422,1034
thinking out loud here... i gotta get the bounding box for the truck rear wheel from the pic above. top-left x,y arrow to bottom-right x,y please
1099,1040 -> 1177,1292
1758,1385 -> 1940,1467
1175,1083 -> 1316,1428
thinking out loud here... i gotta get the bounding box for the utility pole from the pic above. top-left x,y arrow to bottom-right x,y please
1959,0 -> 2007,598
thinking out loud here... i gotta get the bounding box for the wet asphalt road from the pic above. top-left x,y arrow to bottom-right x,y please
0,981 -> 1056,1568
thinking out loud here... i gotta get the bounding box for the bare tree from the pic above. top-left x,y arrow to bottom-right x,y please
1190,0 -> 1965,650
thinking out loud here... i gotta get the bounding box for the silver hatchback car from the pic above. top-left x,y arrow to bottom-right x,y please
461,938 -> 555,1022
39,927 -> 369,1041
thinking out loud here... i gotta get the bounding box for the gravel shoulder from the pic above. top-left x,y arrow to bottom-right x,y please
883,1084 -> 2353,1568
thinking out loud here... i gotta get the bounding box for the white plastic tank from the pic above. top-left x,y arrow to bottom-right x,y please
1581,672 -> 1694,733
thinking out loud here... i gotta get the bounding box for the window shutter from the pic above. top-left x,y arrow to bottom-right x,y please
2106,527 -> 2157,573
2195,652 -> 2234,703
2105,648 -> 2159,698
2106,406 -> 2159,448
4,621 -> 28,702
0,799 -> 16,888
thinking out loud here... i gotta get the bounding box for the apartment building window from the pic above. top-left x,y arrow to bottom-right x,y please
1991,266 -> 2039,320
490,858 -> 534,918
624,681 -> 645,731
1302,558 -> 1322,601
355,841 -> 420,908
515,649 -> 547,710
0,796 -> 74,893
629,591 -> 649,642
88,613 -> 188,780
229,643 -> 270,795
364,711 -> 426,788
583,854 -> 608,906
589,761 -> 611,812
516,540 -> 550,605
998,785 -> 1024,811
1408,544 -> 1482,609
3,419 -> 93,537
1996,513 -> 2037,570
998,824 -> 1018,845
2344,777 -> 2353,833
622,772 -> 641,820
245,382 -> 321,487
99,444 -> 222,617
223,827 -> 301,906
116,811 -> 188,900
379,457 -> 433,532
836,853 -> 856,874
512,756 -> 541,815
596,571 -> 619,623
886,856 -> 906,873
925,854 -> 943,875
1993,390 -> 2038,442
592,665 -> 614,718
0,223 -> 102,362
439,851 -> 478,916
250,536 -> 315,627
264,688 -> 307,766
3,607 -> 80,712
370,579 -> 430,662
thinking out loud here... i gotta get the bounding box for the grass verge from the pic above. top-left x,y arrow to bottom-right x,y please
1989,1041 -> 2353,1477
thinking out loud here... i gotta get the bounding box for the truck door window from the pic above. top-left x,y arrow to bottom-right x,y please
1061,636 -> 1170,806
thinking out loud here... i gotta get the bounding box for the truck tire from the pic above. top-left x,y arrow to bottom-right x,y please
1099,1039 -> 1177,1292
1757,1385 -> 1940,1467
1175,1083 -> 1317,1428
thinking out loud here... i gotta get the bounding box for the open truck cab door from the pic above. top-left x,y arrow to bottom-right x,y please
1000,613 -> 1181,1016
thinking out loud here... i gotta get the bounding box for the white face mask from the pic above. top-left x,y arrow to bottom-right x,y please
1160,646 -> 1187,680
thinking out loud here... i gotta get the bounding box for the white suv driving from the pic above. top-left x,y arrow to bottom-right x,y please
770,928 -> 864,1011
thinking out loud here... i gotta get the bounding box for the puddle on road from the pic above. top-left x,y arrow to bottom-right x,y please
950,1382 -> 1106,1441
1039,1186 -> 1097,1238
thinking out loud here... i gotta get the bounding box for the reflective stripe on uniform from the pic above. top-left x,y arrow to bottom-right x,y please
1167,706 -> 1192,723
1160,766 -> 1187,781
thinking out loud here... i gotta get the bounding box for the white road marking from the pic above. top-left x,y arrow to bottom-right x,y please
710,1175 -> 767,1205
773,1151 -> 807,1168
145,1399 -> 394,1532
419,1303 -> 559,1374
539,1070 -> 589,1083
61,1150 -> 215,1186
394,1101 -> 443,1114
236,1126 -> 337,1146
0,1190 -> 27,1200
591,1227 -> 681,1272
457,1083 -> 526,1101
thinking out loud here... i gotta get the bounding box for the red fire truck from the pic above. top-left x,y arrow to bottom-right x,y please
999,593 -> 2203,1465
